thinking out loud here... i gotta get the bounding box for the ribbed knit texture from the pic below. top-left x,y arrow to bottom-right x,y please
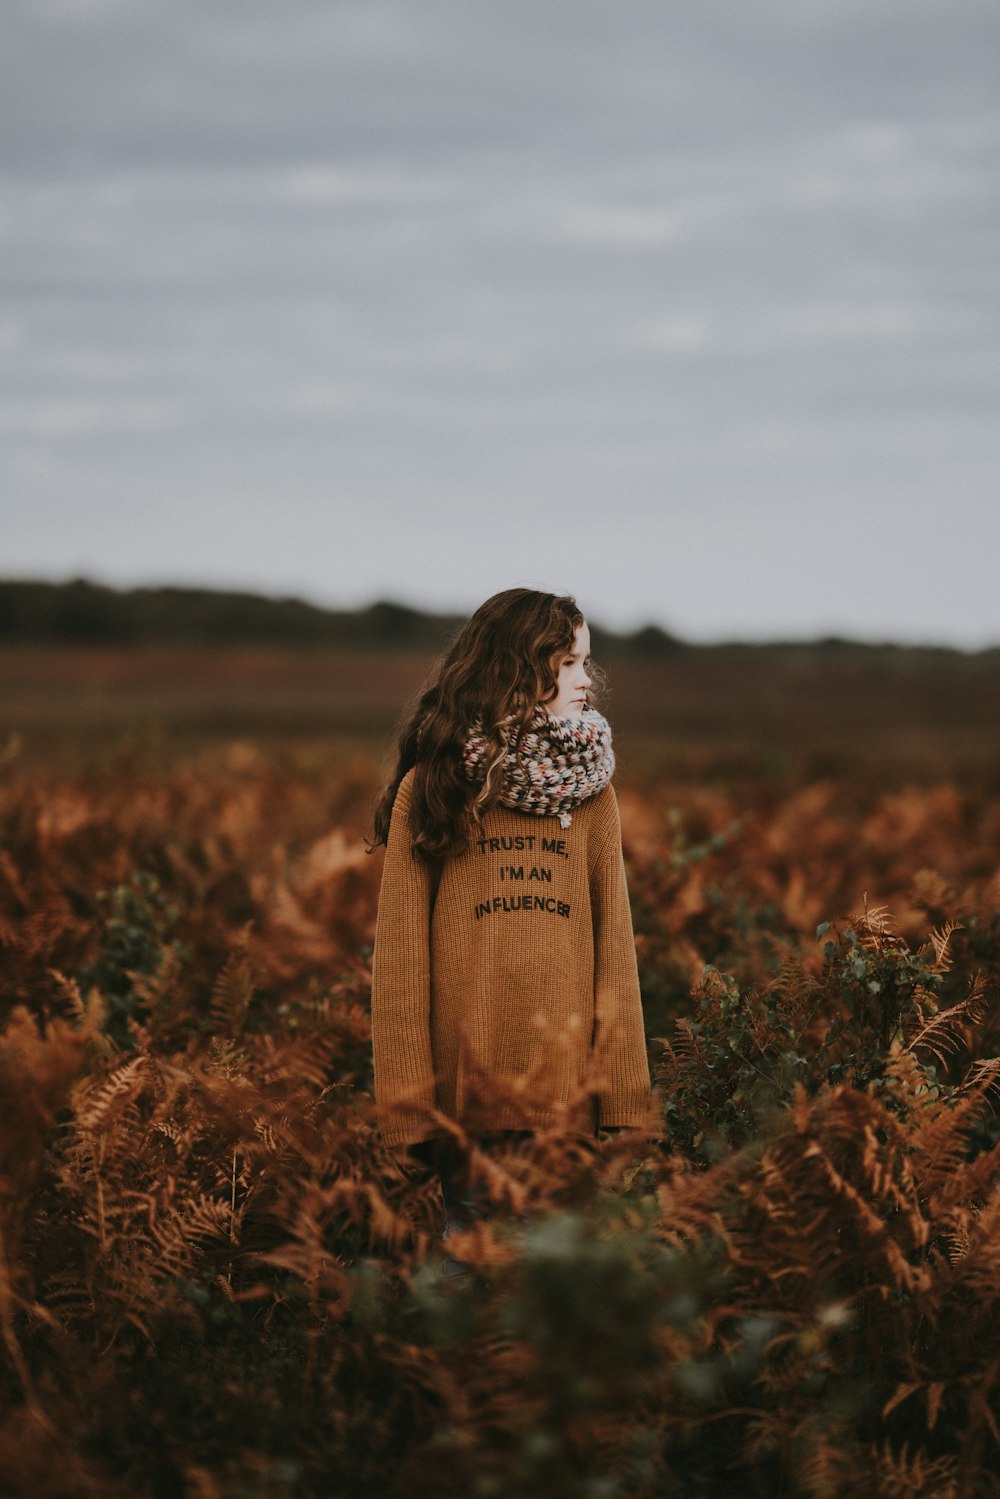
462,703 -> 615,827
370,768 -> 652,1147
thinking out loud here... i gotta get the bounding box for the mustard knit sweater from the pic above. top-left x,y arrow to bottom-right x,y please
370,768 -> 652,1147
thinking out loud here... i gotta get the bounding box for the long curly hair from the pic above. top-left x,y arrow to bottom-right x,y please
370,588 -> 586,863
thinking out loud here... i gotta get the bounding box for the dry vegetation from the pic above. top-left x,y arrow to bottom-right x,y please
1,646 -> 999,1498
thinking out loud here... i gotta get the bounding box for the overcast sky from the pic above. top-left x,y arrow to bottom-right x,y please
2,0 -> 998,644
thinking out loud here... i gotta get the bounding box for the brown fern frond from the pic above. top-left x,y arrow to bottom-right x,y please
46,968 -> 87,1025
73,1055 -> 149,1136
0,845 -> 30,910
882,1381 -> 921,1419
771,951 -> 821,1007
938,1184 -> 1000,1289
731,1086 -> 931,1301
908,1110 -> 1000,1224
210,950 -> 255,1035
794,1430 -> 854,1497
905,974 -> 990,1068
923,921 -> 962,975
958,1055 -> 1000,1102
257,1031 -> 338,1092
657,1018 -> 710,1077
867,1441 -> 959,1498
256,1239 -> 352,1306
152,1119 -> 188,1148
125,943 -> 186,1020
171,1193 -> 235,1248
138,1192 -> 235,1284
850,897 -> 900,946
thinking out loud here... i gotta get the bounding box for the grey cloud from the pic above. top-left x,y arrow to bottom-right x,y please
2,0 -> 998,643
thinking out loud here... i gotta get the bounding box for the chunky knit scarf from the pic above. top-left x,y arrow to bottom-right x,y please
463,704 -> 615,828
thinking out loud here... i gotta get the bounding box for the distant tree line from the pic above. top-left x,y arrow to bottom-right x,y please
0,579 -> 464,651
0,578 -> 686,656
0,577 -> 993,662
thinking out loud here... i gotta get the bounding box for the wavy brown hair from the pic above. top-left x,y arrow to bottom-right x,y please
370,589 -> 586,863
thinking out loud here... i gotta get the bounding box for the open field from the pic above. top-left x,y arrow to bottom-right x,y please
2,642 -> 998,779
1,646 -> 999,1496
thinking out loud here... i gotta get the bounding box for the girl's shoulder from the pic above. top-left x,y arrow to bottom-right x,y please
577,782 -> 623,860
392,766 -> 417,817
581,781 -> 620,823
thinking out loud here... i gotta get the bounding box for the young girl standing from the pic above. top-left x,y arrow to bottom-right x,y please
369,588 -> 652,1218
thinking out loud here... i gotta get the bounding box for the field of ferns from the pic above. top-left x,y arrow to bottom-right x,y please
1,648 -> 999,1499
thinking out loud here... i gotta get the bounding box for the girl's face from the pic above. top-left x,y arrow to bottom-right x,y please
545,620 -> 593,718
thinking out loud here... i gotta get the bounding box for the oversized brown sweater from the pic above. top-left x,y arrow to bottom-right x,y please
370,768 -> 652,1147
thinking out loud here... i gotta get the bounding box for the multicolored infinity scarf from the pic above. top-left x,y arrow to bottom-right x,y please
463,704 -> 615,828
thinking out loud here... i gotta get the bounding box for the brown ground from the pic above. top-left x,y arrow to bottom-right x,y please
2,643 -> 996,783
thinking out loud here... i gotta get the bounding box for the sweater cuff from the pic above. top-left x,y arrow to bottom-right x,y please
378,1110 -> 440,1149
598,1092 -> 657,1131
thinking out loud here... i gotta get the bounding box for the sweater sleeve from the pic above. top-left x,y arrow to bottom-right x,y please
369,774 -> 439,1147
589,789 -> 653,1129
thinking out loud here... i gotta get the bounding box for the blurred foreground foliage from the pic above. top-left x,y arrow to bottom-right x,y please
1,742 -> 998,1498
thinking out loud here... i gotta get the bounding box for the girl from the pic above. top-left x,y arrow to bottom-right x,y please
369,588 -> 652,1224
